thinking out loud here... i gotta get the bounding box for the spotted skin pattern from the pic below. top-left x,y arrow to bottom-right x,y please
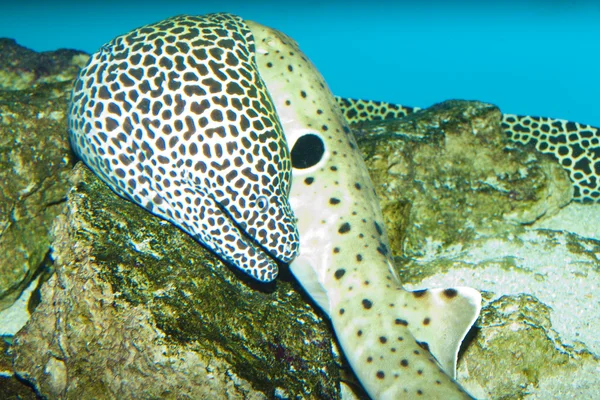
68,14 -> 299,282
337,97 -> 600,202
336,97 -> 421,123
248,20 -> 480,399
503,116 -> 600,201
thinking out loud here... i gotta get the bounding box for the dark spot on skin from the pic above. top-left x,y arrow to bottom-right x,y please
443,288 -> 458,298
333,247 -> 340,253
362,299 -> 372,309
334,269 -> 346,279
374,221 -> 383,235
423,318 -> 430,325
226,81 -> 244,95
357,330 -> 363,337
379,337 -> 387,344
356,254 -> 363,262
304,177 -> 314,185
339,308 -> 345,315
400,359 -> 409,367
417,390 -> 423,395
338,222 -> 351,234
395,319 -> 408,326
376,371 -> 384,379
329,197 -> 340,205
377,243 -> 388,256
417,370 -> 423,375
291,134 -> 325,169
105,117 -> 118,131
413,289 -> 428,298
98,86 -> 110,99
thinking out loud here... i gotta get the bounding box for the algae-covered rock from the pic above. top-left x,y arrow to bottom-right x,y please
0,38 -> 88,90
0,340 -> 37,400
0,82 -> 75,311
356,100 -> 573,264
11,163 -> 339,399
465,294 -> 597,399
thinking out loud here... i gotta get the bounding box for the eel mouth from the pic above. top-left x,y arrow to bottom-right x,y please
212,195 -> 297,266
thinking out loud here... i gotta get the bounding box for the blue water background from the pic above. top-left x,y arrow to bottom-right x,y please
2,1 -> 599,126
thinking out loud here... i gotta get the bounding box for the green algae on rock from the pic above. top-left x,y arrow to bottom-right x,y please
12,163 -> 339,399
354,100 -> 573,276
0,340 -> 37,400
466,294 -> 597,399
0,82 -> 75,312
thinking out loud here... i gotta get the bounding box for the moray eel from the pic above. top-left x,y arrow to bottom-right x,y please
68,13 -> 483,398
337,98 -> 600,202
68,14 -> 299,282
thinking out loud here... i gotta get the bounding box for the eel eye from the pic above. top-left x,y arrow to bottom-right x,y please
256,195 -> 269,212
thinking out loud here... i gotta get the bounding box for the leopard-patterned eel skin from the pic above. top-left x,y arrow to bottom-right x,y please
68,14 -> 299,282
337,97 -> 600,202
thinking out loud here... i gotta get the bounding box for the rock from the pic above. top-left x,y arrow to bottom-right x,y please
355,100 -> 573,262
0,38 -> 88,90
0,339 -> 38,399
11,163 -> 339,399
465,293 -> 597,399
0,81 -> 75,311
